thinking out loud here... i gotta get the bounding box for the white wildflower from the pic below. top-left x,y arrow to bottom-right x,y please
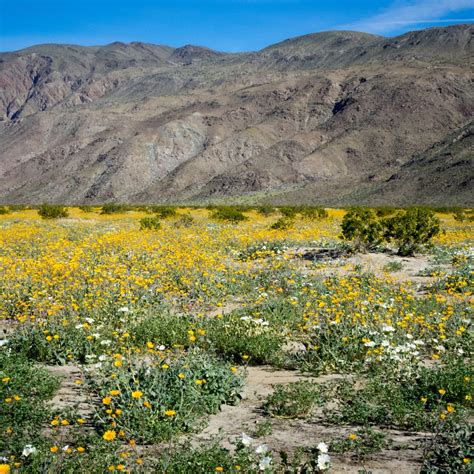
259,456 -> 272,471
241,432 -> 253,447
22,445 -> 37,457
317,442 -> 328,453
317,453 -> 331,471
255,444 -> 269,455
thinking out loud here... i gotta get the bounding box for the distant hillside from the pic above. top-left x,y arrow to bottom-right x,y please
0,24 -> 473,205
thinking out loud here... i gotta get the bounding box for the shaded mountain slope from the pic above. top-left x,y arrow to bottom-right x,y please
0,24 -> 473,205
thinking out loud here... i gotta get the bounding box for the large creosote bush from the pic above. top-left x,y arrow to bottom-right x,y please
140,216 -> 162,230
38,204 -> 69,219
100,203 -> 129,214
341,208 -> 383,251
210,206 -> 248,223
384,207 -> 441,256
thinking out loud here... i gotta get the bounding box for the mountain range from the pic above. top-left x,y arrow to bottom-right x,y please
0,24 -> 473,205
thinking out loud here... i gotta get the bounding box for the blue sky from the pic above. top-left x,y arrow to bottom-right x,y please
1,0 -> 473,52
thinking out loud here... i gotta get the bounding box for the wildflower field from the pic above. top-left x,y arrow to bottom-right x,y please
0,206 -> 472,473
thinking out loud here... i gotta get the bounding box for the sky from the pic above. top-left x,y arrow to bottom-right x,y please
1,0 -> 473,52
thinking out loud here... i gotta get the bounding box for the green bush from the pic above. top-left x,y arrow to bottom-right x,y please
264,381 -> 323,418
140,216 -> 162,230
38,204 -> 69,219
78,205 -> 94,213
149,206 -> 178,218
90,351 -> 244,443
270,217 -> 294,230
256,205 -> 276,216
100,203 -> 128,214
173,213 -> 195,228
211,207 -> 248,223
279,206 -> 298,218
384,207 -> 441,256
0,351 -> 60,454
341,208 -> 383,251
299,206 -> 328,220
0,206 -> 10,215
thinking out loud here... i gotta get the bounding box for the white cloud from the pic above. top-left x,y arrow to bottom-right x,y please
347,0 -> 474,34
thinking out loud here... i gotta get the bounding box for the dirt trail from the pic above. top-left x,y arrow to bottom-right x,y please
195,366 -> 424,473
288,248 -> 446,292
45,365 -> 94,418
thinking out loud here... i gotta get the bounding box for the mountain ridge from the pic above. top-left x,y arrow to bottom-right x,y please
0,24 -> 473,205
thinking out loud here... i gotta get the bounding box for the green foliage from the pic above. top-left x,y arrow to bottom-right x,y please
100,203 -> 128,214
205,312 -> 285,365
0,206 -> 10,215
7,322 -> 105,364
422,422 -> 473,473
149,206 -> 178,218
341,208 -> 383,251
211,206 -> 248,223
78,205 -> 94,213
252,420 -> 273,437
0,351 -> 60,454
384,207 -> 441,256
270,217 -> 294,230
38,204 -> 69,219
238,241 -> 286,261
383,261 -> 404,272
374,207 -> 397,217
155,441 -> 262,473
264,381 -> 323,418
140,216 -> 162,230
132,311 -> 192,348
5,204 -> 29,211
330,427 -> 387,458
173,213 -> 195,228
90,351 -> 244,443
256,205 -> 276,216
323,359 -> 473,431
299,206 -> 328,220
279,207 -> 298,218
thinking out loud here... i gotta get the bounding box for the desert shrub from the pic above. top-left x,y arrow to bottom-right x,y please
8,322 -> 105,364
0,206 -> 10,215
384,207 -> 441,256
154,441 -> 265,473
78,205 -> 94,213
453,209 -> 466,222
173,213 -> 195,228
279,206 -> 298,218
421,422 -> 473,473
324,359 -> 473,431
299,206 -> 328,220
270,217 -> 294,230
140,216 -> 162,230
374,206 -> 396,217
211,206 -> 248,223
38,204 -> 69,219
256,205 -> 276,216
100,203 -> 128,214
0,351 -> 60,454
205,312 -> 285,365
6,204 -> 29,211
264,381 -> 324,418
330,427 -> 387,458
89,351 -> 244,443
149,206 -> 178,218
340,208 -> 383,251
383,261 -> 403,272
132,312 -> 192,348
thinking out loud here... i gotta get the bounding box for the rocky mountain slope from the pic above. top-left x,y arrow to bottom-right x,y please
0,24 -> 472,205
